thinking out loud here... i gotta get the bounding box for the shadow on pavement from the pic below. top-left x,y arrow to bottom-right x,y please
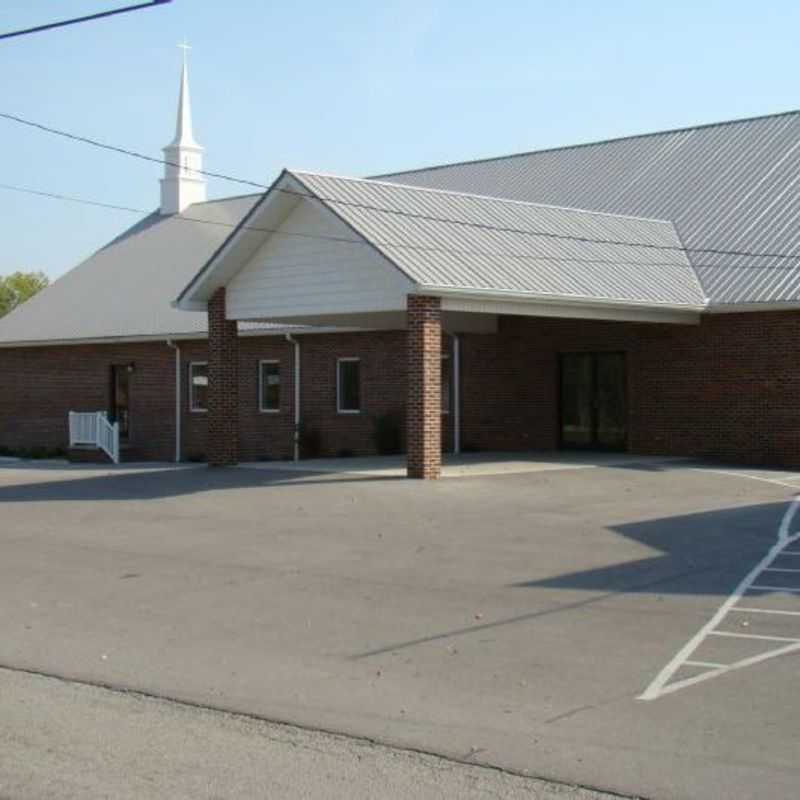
0,464 -> 402,502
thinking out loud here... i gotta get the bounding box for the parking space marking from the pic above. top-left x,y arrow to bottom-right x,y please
764,567 -> 800,572
750,585 -> 800,593
732,607 -> 800,616
708,631 -> 800,643
639,497 -> 800,701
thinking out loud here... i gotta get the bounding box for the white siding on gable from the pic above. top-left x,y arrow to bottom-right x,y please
226,199 -> 413,321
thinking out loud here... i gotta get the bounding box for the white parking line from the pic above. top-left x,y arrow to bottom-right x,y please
750,585 -> 800,593
732,607 -> 800,616
639,497 -> 800,701
764,567 -> 800,573
708,631 -> 800,643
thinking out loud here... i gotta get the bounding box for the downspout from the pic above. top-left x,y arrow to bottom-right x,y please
285,334 -> 301,462
166,339 -> 181,463
442,329 -> 462,455
452,333 -> 461,455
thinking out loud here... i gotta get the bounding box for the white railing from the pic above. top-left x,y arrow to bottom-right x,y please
68,411 -> 120,464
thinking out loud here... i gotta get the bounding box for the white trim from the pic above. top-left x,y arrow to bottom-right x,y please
427,284 -> 705,312
188,361 -> 208,413
336,357 -> 361,414
705,301 -> 800,314
0,327 -> 375,350
438,293 -> 702,324
258,359 -> 281,413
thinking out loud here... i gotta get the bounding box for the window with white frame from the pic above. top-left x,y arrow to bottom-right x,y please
189,362 -> 208,413
441,354 -> 452,414
337,358 -> 361,413
259,360 -> 281,412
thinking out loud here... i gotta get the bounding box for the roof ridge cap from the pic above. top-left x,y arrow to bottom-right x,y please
289,169 -> 676,225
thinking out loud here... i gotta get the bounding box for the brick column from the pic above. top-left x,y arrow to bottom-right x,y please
207,288 -> 239,466
407,295 -> 442,479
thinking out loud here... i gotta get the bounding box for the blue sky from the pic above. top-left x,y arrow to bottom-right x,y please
1,0 -> 799,279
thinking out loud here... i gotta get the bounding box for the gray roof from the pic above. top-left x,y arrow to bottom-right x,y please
291,171 -> 703,307
0,195 -> 266,345
4,110 -> 799,348
377,111 -> 800,307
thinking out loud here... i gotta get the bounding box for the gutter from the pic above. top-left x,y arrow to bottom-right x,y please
285,333 -> 301,462
0,326 -> 375,350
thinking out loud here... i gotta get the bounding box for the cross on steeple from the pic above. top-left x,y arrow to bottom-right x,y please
178,39 -> 190,64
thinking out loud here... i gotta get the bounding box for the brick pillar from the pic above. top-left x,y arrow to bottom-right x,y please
407,295 -> 442,479
207,288 -> 239,466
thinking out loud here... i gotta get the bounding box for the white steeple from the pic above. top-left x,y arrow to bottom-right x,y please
160,43 -> 206,215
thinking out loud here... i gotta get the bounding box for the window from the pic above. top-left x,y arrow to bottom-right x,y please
259,360 -> 281,412
337,358 -> 361,413
189,362 -> 208,413
441,354 -> 452,414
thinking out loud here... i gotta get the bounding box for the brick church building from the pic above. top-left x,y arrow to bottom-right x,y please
1,60 -> 800,478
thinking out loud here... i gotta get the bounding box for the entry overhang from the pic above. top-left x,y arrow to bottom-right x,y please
175,168 -> 708,326
436,289 -> 703,325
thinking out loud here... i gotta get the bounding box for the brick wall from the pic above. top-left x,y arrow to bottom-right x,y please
0,330 -> 421,462
0,342 -> 177,460
1,311 -> 798,468
459,311 -> 800,468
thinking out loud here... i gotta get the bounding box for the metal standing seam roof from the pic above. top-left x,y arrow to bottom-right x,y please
3,110 -> 799,348
375,110 -> 800,307
0,195 -> 293,345
289,170 -> 704,308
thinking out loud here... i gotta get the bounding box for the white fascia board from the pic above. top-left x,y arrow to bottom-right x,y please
704,301 -> 800,314
0,333 -> 209,348
430,286 -> 703,324
0,327 -> 374,349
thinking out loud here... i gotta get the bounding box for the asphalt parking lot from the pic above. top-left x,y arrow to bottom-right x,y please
1,456 -> 799,799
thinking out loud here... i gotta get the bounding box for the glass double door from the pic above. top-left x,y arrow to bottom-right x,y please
560,352 -> 627,450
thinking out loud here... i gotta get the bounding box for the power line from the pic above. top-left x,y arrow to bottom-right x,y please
2,180 -> 797,276
0,183 -> 143,214
0,1 -> 172,41
0,112 -> 266,189
2,109 -> 800,265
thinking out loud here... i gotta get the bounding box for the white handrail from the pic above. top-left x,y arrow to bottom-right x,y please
68,411 -> 119,464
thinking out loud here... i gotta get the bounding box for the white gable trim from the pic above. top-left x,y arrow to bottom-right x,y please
175,170 -> 415,312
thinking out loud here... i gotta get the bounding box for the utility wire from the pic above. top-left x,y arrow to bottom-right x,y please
2,180 -> 797,275
0,1 -> 172,40
0,111 -> 266,189
2,109 -> 800,265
